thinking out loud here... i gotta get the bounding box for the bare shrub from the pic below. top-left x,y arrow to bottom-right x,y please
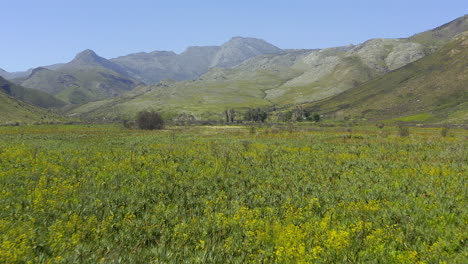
123,120 -> 135,129
441,126 -> 450,137
398,126 -> 410,137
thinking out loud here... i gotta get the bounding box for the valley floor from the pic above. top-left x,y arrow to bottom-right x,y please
0,124 -> 466,263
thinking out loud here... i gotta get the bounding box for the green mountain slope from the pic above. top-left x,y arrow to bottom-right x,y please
0,91 -> 65,124
306,31 -> 468,124
0,76 -> 65,108
16,50 -> 142,104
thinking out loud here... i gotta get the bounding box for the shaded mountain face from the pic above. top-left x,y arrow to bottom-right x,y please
111,51 -> 190,84
111,37 -> 283,84
16,50 -> 142,104
306,31 -> 468,123
0,75 -> 65,108
177,46 -> 221,78
18,67 -> 80,96
0,90 -> 65,123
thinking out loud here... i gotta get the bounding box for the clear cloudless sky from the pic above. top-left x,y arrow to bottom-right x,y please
1,0 -> 466,71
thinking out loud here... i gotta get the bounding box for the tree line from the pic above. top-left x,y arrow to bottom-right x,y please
130,107 -> 321,130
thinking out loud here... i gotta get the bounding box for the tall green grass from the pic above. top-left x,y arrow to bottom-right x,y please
0,125 -> 466,263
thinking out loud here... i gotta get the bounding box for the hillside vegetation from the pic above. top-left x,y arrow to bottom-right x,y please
0,76 -> 65,108
14,50 -> 142,104
305,31 -> 468,124
0,91 -> 65,124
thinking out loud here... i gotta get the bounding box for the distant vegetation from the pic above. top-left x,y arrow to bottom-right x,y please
244,108 -> 268,122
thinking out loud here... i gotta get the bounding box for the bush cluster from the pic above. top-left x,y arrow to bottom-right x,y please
136,111 -> 164,130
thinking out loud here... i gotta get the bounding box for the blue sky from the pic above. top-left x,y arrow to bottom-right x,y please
1,0 -> 466,71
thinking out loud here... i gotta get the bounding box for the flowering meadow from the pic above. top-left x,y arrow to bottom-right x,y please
0,124 -> 466,263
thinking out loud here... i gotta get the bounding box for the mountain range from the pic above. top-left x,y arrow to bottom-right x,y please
111,37 -> 284,84
1,14 -> 467,124
2,37 -> 285,105
10,50 -> 142,104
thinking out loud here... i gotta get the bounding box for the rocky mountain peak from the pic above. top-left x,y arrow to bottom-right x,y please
71,49 -> 102,64
63,49 -> 132,78
211,36 -> 284,68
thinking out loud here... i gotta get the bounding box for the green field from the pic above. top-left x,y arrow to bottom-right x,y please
0,124 -> 466,263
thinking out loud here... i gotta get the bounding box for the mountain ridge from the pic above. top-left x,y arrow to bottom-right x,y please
110,36 -> 284,84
